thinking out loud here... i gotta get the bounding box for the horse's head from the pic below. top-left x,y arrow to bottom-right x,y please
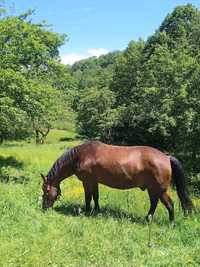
41,174 -> 61,209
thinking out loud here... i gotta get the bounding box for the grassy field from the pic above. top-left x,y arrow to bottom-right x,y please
0,130 -> 200,267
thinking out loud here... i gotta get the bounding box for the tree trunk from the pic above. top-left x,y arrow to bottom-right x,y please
35,128 -> 50,144
0,135 -> 3,144
35,130 -> 40,144
38,128 -> 50,144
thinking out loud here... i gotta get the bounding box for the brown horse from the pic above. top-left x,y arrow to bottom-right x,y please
41,141 -> 193,222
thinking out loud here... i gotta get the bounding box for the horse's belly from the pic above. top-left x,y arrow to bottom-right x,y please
98,176 -> 137,189
96,169 -> 143,190
77,160 -> 149,190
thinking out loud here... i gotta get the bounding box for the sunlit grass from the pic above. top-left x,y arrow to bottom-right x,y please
0,130 -> 200,266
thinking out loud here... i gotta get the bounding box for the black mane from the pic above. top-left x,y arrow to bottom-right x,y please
47,146 -> 78,182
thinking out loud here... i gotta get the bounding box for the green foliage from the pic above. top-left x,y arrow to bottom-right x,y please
0,13 -> 65,75
0,69 -> 31,142
0,11 -> 75,143
76,87 -> 118,140
112,40 -> 145,106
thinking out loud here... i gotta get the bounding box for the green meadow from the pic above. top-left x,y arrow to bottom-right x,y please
0,130 -> 200,267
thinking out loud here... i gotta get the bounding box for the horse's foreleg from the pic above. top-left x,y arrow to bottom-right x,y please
160,191 -> 174,222
83,182 -> 92,213
85,191 -> 92,212
92,183 -> 100,212
146,192 -> 159,221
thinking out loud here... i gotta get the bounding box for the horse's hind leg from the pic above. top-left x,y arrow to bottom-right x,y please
146,191 -> 159,221
160,191 -> 174,222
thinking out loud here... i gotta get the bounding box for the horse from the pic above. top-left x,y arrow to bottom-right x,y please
41,140 -> 193,222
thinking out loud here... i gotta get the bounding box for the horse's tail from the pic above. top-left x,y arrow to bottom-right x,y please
170,156 -> 193,214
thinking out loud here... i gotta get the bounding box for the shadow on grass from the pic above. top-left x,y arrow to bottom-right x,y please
0,156 -> 26,183
0,143 -> 24,148
59,135 -> 79,142
0,156 -> 23,169
59,137 -> 75,142
54,203 -> 146,225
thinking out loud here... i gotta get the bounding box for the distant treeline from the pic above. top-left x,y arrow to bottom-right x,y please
1,4 -> 200,184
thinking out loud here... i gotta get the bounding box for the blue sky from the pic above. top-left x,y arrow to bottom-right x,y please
4,0 -> 200,64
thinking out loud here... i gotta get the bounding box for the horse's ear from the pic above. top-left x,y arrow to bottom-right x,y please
40,173 -> 47,182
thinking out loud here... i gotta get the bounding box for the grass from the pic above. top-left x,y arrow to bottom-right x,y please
0,129 -> 200,267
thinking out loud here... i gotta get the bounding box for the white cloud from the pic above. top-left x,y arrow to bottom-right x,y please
61,48 -> 109,65
87,48 -> 108,57
61,53 -> 87,65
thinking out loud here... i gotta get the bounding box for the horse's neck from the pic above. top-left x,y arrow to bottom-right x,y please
48,147 -> 78,186
50,176 -> 62,187
48,161 -> 74,187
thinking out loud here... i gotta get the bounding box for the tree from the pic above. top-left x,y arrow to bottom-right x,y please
112,40 -> 145,106
76,87 -> 118,141
0,10 -> 66,76
0,68 -> 65,143
0,11 -> 72,143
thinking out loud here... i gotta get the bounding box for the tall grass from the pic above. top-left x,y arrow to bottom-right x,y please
0,130 -> 200,267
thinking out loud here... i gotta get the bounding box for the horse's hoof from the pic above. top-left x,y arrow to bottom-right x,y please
93,209 -> 101,216
88,208 -> 99,216
85,210 -> 91,216
169,221 -> 176,228
145,214 -> 153,223
77,207 -> 83,215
